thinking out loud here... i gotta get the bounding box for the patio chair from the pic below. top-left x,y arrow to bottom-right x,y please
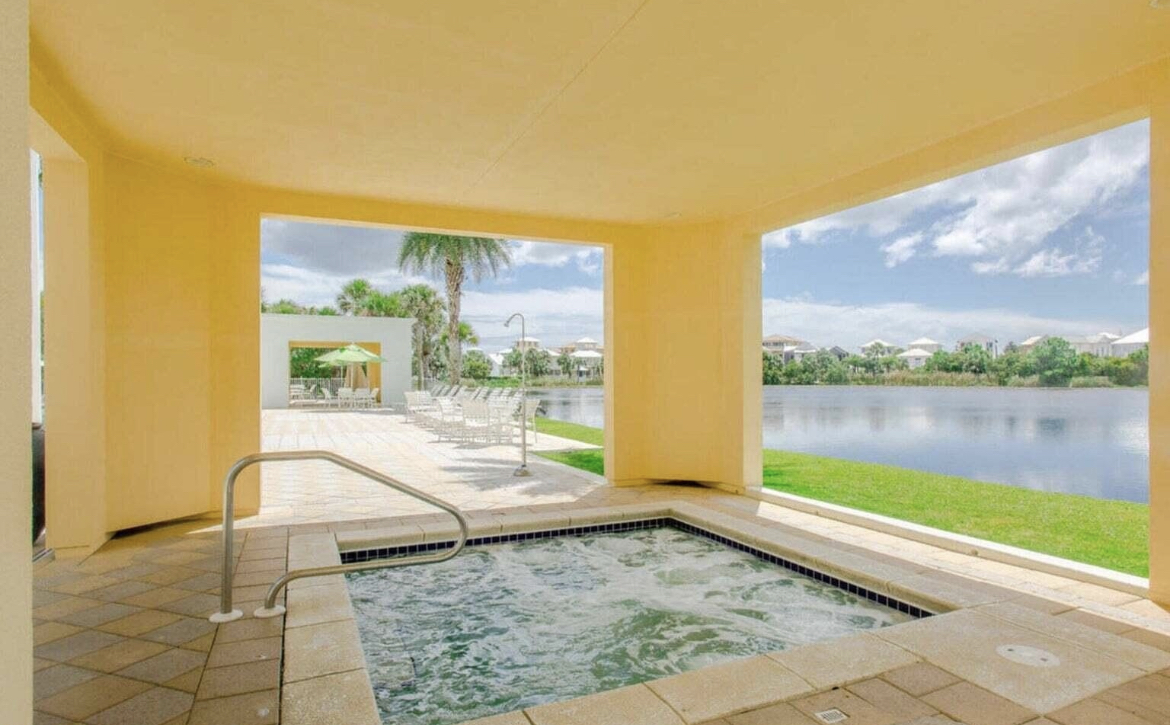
489,397 -> 521,444
434,398 -> 466,441
319,389 -> 336,408
404,391 -> 435,422
354,388 -> 373,408
459,399 -> 494,443
337,388 -> 355,409
288,384 -> 309,407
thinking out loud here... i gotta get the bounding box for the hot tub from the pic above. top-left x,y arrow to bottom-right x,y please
346,519 -> 923,725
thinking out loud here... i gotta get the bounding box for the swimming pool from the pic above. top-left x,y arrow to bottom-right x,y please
346,522 -> 917,725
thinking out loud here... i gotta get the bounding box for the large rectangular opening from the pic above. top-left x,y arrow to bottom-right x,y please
759,119 -> 1150,577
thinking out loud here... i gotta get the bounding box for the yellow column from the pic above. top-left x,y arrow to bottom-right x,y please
605,223 -> 762,490
210,197 -> 262,514
42,157 -> 109,553
1150,68 -> 1170,607
0,0 -> 34,720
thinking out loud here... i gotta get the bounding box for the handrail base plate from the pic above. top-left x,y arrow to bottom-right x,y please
254,604 -> 286,619
209,609 -> 244,623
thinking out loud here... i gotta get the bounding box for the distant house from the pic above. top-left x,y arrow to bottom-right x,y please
906,337 -> 942,354
570,349 -> 603,380
898,348 -> 932,369
1017,335 -> 1050,353
1112,328 -> 1149,357
790,345 -> 819,363
763,334 -> 808,354
561,336 -> 601,355
1069,332 -> 1120,357
477,348 -> 508,377
861,339 -> 894,355
515,336 -> 541,352
956,332 -> 997,358
825,346 -> 850,361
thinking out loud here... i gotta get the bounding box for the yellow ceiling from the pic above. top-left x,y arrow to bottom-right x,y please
30,0 -> 1170,224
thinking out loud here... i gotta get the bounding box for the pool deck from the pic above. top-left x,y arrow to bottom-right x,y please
31,409 -> 1170,725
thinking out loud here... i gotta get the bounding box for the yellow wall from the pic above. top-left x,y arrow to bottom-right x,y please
42,155 -> 108,553
1150,68 -> 1169,605
2,0 -> 33,721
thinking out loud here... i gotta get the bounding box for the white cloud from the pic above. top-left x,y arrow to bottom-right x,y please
1134,269 -> 1150,286
880,233 -> 924,267
509,240 -> 603,275
1002,227 -> 1104,278
762,295 -> 1134,351
261,263 -> 433,308
764,120 -> 1149,277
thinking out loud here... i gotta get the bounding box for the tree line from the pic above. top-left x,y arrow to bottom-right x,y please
764,337 -> 1148,388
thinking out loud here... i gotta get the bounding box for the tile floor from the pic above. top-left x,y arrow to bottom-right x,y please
30,409 -> 1170,725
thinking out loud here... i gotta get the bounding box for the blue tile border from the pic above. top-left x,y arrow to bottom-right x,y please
339,516 -> 932,618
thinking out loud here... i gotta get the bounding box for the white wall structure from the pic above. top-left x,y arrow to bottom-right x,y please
260,313 -> 413,409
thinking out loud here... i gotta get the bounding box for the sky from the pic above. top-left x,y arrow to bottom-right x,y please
762,119 -> 1150,349
263,119 -> 1149,353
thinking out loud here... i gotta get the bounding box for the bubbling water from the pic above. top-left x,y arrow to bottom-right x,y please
348,527 -> 911,725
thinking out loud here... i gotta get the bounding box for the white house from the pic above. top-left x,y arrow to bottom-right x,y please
570,349 -> 603,380
1112,328 -> 1149,357
515,336 -> 542,352
1017,335 -> 1050,353
906,337 -> 942,353
861,339 -> 895,355
790,345 -> 820,363
763,334 -> 808,353
1069,332 -> 1120,357
956,333 -> 997,358
898,347 -> 932,369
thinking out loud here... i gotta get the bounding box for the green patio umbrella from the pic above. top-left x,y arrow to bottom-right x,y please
315,343 -> 388,364
315,344 -> 387,390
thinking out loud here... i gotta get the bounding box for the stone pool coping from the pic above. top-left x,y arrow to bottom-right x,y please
276,498 -> 1170,725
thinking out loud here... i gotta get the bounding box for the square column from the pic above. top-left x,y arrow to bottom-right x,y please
0,0 -> 34,719
1150,68 -> 1170,606
605,223 -> 762,491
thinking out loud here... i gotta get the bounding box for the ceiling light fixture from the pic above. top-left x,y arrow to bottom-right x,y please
1152,0 -> 1170,8
184,156 -> 215,168
663,212 -> 681,220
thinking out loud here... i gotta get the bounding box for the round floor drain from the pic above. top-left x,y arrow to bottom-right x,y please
996,644 -> 1060,667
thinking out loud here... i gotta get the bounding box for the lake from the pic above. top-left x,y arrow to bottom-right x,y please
532,385 -> 1150,503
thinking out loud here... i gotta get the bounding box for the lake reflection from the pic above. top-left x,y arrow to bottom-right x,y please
533,386 -> 1149,503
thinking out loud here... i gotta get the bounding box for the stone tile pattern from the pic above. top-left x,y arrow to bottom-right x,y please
695,662 -> 1170,725
33,524 -> 286,725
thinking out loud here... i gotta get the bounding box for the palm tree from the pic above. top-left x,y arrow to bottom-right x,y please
398,233 -> 512,384
336,278 -> 374,315
361,290 -> 405,317
398,284 -> 446,389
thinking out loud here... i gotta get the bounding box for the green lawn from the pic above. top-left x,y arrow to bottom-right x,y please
534,419 -> 1149,577
534,417 -> 605,447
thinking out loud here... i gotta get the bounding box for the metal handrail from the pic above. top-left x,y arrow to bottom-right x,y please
210,450 -> 470,623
